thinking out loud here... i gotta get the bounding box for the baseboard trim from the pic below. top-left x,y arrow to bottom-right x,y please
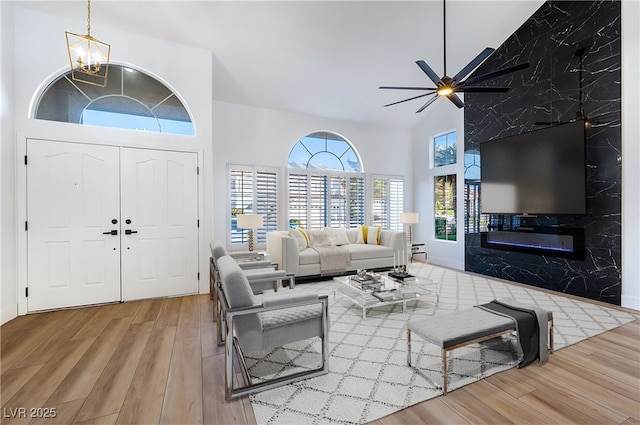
621,295 -> 640,312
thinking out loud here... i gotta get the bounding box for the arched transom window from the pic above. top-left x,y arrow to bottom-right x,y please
286,131 -> 366,229
34,64 -> 194,136
287,131 -> 362,172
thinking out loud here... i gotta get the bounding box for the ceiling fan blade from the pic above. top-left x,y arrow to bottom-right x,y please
456,87 -> 510,93
415,95 -> 439,113
446,92 -> 465,108
463,62 -> 530,86
379,86 -> 438,91
452,47 -> 495,83
416,60 -> 443,86
384,92 -> 435,108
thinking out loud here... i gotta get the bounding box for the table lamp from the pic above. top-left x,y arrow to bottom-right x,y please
400,212 -> 419,244
400,212 -> 419,264
236,214 -> 264,251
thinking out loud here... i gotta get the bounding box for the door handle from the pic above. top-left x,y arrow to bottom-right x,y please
102,230 -> 118,235
125,229 -> 138,235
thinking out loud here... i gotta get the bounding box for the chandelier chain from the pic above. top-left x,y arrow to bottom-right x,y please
87,0 -> 91,35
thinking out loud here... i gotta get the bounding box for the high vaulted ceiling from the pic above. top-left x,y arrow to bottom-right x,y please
17,0 -> 545,130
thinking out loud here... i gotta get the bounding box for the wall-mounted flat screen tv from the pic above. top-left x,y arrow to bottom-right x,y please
480,120 -> 586,215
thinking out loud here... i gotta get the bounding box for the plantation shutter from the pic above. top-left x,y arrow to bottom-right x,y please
228,165 -> 278,248
389,178 -> 404,231
287,170 -> 366,230
309,175 -> 326,229
349,176 -> 366,227
372,177 -> 389,228
372,175 -> 404,230
327,176 -> 346,228
288,172 -> 308,229
256,169 -> 278,243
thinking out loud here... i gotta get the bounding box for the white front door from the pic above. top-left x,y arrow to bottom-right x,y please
26,140 -> 199,311
27,140 -> 121,311
120,148 -> 199,301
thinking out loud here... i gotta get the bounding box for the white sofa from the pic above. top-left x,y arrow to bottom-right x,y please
266,228 -> 405,279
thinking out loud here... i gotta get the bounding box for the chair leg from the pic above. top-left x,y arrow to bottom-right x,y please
225,315 -> 234,401
234,336 -> 252,386
209,257 -> 215,301
217,308 -> 226,346
212,286 -> 218,323
215,285 -> 226,346
407,329 -> 412,366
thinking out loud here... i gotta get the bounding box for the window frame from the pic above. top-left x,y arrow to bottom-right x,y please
371,174 -> 405,231
463,148 -> 489,234
33,64 -> 195,136
434,173 -> 457,242
432,130 -> 457,168
287,130 -> 363,172
227,164 -> 279,250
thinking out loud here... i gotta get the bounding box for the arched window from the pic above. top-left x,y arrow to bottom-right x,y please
34,64 -> 194,136
287,131 -> 366,229
288,131 -> 362,172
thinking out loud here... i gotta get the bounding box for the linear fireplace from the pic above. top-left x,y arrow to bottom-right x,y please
480,227 -> 585,260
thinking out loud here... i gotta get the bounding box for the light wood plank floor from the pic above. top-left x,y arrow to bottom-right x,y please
1,293 -> 638,425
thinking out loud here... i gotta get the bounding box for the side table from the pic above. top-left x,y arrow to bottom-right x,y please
411,243 -> 426,262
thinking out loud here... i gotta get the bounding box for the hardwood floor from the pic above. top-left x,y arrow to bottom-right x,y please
1,294 -> 638,425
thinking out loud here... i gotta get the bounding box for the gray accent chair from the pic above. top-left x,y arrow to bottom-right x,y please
210,241 -> 295,344
210,240 -> 292,299
216,255 -> 329,400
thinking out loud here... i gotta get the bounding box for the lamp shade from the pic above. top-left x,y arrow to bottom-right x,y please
399,212 -> 419,224
236,214 -> 264,229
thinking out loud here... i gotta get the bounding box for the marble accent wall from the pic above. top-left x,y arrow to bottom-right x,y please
464,1 -> 622,305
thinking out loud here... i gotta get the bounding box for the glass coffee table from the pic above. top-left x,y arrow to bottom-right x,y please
333,272 -> 439,319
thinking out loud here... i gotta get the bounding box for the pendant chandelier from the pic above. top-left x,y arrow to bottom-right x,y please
65,0 -> 110,87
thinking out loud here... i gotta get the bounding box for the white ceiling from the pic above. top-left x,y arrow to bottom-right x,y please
18,0 -> 546,130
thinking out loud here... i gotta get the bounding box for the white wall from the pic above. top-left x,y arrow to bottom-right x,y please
621,0 -> 640,310
212,100 -> 413,244
411,101 -> 466,270
2,5 -> 213,322
1,1 -> 16,324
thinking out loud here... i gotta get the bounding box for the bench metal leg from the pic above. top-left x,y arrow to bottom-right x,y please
550,316 -> 554,353
406,328 -> 443,393
442,349 -> 448,395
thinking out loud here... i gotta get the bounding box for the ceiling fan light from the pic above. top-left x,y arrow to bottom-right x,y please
437,86 -> 454,96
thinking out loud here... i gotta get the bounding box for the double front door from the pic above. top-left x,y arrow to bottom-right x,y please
26,140 -> 199,312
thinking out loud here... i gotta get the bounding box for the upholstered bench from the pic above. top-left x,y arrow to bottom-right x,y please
407,304 -> 553,394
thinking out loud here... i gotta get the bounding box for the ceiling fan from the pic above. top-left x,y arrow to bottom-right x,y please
379,0 -> 530,113
535,47 -> 616,128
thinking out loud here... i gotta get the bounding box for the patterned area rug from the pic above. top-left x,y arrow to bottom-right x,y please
247,263 -> 637,425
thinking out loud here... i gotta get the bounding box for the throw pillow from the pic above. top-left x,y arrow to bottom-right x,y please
288,228 -> 309,251
324,227 -> 351,246
367,226 -> 381,245
356,225 -> 367,244
309,229 -> 330,246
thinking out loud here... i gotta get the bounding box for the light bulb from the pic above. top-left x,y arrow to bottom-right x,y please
437,86 -> 454,96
